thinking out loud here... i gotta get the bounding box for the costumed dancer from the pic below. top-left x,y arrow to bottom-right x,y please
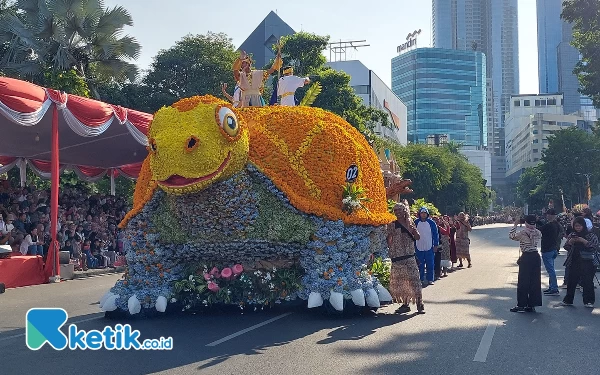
509,215 -> 543,313
455,212 -> 472,268
438,216 -> 452,276
277,66 -> 310,106
221,82 -> 242,108
387,203 -> 425,314
233,51 -> 282,107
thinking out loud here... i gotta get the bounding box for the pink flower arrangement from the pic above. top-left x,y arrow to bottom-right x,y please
233,264 -> 244,276
203,273 -> 211,281
209,267 -> 220,278
207,281 -> 220,292
220,267 -> 233,280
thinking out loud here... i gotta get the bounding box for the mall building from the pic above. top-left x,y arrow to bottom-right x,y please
328,60 -> 408,145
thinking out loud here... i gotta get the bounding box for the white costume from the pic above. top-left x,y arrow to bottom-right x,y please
232,85 -> 242,108
277,75 -> 308,106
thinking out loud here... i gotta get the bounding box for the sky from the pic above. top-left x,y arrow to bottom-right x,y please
104,0 -> 540,94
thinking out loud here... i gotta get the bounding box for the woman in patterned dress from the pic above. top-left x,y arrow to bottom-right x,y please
387,203 -> 425,314
438,216 -> 452,276
455,212 -> 472,268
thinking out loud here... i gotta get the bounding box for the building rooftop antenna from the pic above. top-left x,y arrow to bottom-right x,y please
327,40 -> 370,62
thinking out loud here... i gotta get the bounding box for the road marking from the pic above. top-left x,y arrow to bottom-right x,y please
205,312 -> 293,347
0,315 -> 104,342
473,321 -> 498,362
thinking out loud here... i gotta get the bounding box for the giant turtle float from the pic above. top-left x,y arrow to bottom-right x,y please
100,95 -> 403,316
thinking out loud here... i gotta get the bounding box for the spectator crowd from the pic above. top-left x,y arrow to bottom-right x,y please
0,177 -> 129,271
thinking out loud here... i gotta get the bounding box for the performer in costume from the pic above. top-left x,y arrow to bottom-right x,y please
233,51 -> 282,107
277,66 -> 310,106
221,82 -> 242,108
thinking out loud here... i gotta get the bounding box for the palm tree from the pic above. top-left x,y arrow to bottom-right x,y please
0,0 -> 140,99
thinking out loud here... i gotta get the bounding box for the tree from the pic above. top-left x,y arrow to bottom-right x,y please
275,32 -> 391,140
385,143 -> 491,214
540,127 -> 600,204
562,0 -> 600,107
516,164 -> 548,210
278,32 -> 328,76
142,33 -> 238,112
0,0 -> 140,98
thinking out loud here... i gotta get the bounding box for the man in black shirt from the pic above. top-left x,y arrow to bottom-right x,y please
540,209 -> 563,296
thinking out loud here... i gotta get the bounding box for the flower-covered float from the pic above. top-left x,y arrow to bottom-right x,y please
100,95 -> 402,316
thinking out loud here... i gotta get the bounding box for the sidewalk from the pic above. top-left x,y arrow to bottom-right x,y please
70,266 -> 125,280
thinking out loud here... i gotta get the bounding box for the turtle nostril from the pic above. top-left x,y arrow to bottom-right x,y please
186,136 -> 199,152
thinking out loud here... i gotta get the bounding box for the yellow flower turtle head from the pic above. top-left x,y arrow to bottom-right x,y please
147,95 -> 249,195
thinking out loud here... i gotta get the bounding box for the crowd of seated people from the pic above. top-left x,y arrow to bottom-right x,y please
0,179 -> 129,271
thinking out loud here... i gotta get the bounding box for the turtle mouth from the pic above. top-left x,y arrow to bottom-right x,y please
158,152 -> 231,188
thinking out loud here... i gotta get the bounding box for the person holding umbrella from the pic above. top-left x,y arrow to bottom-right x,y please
509,215 -> 543,313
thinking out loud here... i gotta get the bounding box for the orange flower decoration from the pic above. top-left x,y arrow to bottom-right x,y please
239,106 -> 395,226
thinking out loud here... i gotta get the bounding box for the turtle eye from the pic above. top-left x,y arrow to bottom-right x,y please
217,106 -> 239,138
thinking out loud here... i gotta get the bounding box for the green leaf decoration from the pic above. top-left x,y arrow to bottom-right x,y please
300,82 -> 322,107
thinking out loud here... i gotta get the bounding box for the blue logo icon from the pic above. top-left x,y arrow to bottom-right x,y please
26,308 -> 69,350
25,308 -> 173,351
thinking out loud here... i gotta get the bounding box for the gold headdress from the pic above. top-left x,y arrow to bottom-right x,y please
282,66 -> 293,75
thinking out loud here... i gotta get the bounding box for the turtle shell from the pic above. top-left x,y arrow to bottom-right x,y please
238,106 -> 395,226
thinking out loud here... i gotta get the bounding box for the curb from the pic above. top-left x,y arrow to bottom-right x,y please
71,266 -> 126,280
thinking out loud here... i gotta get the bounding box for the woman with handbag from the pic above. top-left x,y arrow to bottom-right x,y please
509,215 -> 543,313
559,216 -> 597,308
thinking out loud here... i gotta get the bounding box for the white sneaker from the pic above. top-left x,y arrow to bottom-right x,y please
584,303 -> 594,308
558,301 -> 573,307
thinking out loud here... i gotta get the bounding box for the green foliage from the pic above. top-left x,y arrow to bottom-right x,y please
540,127 -> 600,205
387,199 -> 397,214
246,180 -> 316,244
152,202 -> 186,245
0,0 -> 141,98
384,143 -> 491,213
516,164 -> 548,210
562,0 -> 600,108
278,32 -> 329,76
41,69 -> 90,97
141,33 -> 238,112
341,182 -> 372,214
411,198 -> 440,216
370,257 -> 390,288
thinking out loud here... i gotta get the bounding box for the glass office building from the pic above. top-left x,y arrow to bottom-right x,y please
391,48 -> 487,148
537,0 -> 562,94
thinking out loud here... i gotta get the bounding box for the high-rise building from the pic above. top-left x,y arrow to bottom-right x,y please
391,48 -> 487,149
537,0 -> 563,94
432,0 -> 519,156
538,0 -> 600,122
238,11 -> 295,69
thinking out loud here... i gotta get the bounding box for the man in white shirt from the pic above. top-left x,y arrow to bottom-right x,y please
277,66 -> 310,106
414,207 -> 439,286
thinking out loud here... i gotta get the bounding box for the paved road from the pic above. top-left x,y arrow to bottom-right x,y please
1,224 -> 598,375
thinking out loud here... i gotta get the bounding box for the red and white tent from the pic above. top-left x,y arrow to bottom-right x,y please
0,77 -> 153,280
